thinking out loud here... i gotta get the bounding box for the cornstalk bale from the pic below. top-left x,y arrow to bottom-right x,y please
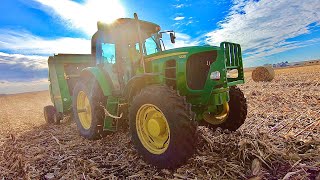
252,66 -> 275,82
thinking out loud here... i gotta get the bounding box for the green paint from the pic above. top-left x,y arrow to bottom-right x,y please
48,54 -> 93,113
80,67 -> 112,96
103,96 -> 119,131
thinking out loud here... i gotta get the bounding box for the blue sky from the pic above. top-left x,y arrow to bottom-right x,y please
0,0 -> 320,93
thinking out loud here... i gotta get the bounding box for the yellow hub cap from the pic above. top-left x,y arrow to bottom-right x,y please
136,104 -> 170,155
77,91 -> 92,130
203,103 -> 229,125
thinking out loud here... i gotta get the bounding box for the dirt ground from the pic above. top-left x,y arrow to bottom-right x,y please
0,65 -> 319,179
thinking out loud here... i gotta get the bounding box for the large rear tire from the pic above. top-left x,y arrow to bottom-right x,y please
72,79 -> 107,140
129,85 -> 197,169
205,86 -> 247,131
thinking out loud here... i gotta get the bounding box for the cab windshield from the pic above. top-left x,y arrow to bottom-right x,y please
101,34 -> 160,64
144,36 -> 160,55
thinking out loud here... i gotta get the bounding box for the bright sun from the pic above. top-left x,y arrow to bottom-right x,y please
74,0 -> 126,35
33,0 -> 126,35
86,0 -> 126,24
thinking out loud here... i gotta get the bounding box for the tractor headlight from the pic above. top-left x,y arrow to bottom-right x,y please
227,69 -> 239,78
210,71 -> 220,80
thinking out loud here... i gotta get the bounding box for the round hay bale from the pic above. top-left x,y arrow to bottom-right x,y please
252,66 -> 275,82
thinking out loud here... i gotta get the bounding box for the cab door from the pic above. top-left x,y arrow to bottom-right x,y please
101,43 -> 122,92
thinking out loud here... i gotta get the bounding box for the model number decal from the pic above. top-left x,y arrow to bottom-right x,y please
179,55 -> 187,58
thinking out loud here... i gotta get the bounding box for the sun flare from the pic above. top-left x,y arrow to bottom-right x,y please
86,0 -> 126,24
34,0 -> 126,35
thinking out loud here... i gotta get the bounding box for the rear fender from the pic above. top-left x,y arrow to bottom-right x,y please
124,73 -> 161,102
80,67 -> 112,96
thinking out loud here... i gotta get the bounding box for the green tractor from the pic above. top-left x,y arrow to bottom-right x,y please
44,13 -> 247,169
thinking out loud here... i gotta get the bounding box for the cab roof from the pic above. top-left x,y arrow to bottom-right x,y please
95,18 -> 161,44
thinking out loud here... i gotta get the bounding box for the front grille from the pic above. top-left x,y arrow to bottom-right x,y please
220,42 -> 244,82
221,42 -> 242,67
186,51 -> 217,90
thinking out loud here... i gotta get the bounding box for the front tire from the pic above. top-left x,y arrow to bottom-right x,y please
72,79 -> 106,140
206,86 -> 247,131
129,85 -> 197,169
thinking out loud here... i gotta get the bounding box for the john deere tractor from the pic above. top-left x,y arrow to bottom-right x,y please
44,13 -> 247,169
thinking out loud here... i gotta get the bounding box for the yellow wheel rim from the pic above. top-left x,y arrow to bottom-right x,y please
136,104 -> 170,155
203,103 -> 229,125
77,91 -> 92,130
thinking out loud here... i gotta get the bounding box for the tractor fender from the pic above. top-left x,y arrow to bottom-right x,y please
80,67 -> 113,97
124,73 -> 161,102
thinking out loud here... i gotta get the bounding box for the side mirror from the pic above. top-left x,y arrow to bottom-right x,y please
170,32 -> 176,44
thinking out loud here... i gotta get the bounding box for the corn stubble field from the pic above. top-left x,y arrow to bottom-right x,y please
0,65 -> 319,179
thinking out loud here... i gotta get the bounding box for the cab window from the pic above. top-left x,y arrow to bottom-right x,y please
102,43 -> 116,64
144,37 -> 159,55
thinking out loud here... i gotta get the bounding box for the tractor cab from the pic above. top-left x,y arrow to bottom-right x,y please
91,18 -> 163,91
